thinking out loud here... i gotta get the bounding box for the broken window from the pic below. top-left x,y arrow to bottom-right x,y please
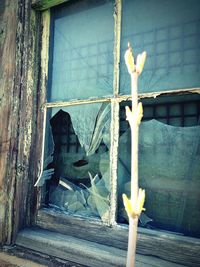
118,95 -> 200,237
120,0 -> 200,94
35,0 -> 200,244
36,103 -> 111,222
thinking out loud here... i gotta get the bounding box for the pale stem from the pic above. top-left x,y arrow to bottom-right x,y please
126,71 -> 139,267
130,72 -> 139,205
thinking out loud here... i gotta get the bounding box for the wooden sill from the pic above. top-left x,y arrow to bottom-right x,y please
34,208 -> 200,267
15,228 -> 188,267
16,228 -> 126,267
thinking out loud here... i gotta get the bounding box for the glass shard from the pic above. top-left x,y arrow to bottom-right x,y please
38,104 -> 111,222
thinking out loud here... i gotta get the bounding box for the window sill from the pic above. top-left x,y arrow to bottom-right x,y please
15,227 -> 189,267
33,208 -> 200,267
16,228 -> 126,267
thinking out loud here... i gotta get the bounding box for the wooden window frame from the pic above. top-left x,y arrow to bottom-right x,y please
29,0 -> 200,266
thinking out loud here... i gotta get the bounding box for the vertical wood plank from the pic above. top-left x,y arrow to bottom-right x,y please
0,0 -> 18,245
11,0 -> 41,242
0,0 -> 42,245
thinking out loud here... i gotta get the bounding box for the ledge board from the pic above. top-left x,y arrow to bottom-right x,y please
35,208 -> 200,267
16,228 -> 188,267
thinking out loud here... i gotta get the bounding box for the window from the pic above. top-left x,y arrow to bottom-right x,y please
120,0 -> 200,94
117,0 -> 200,238
36,0 -> 115,225
33,0 -> 200,264
43,104 -> 111,222
118,95 -> 200,237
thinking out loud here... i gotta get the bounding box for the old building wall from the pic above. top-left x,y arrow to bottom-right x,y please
0,0 -> 41,245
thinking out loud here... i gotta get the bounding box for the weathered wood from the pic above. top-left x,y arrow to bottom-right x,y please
16,228 -> 127,267
137,230 -> 200,267
0,252 -> 46,267
120,87 -> 200,102
35,208 -> 200,267
109,0 -> 121,225
32,0 -> 70,10
113,0 -> 121,96
0,1 -> 199,266
2,247 -> 84,267
35,9 -> 50,206
44,97 -> 111,108
0,0 -> 19,245
11,0 -> 42,243
0,0 -> 42,245
15,228 -> 188,267
35,208 -> 128,248
43,87 -> 200,108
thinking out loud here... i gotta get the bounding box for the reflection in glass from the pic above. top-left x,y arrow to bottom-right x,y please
118,99 -> 200,237
38,103 -> 111,222
48,0 -> 114,101
120,0 -> 200,94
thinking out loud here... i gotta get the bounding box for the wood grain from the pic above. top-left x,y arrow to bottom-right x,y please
15,228 -> 189,267
0,0 -> 19,245
35,208 -> 200,267
0,0 -> 42,245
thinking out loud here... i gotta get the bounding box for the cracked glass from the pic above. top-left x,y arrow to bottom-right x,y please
37,103 -> 111,222
118,99 -> 200,237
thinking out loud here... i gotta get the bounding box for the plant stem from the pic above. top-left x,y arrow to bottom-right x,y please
126,72 -> 139,267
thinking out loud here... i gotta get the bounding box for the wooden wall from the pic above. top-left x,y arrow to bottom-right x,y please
0,0 -> 41,245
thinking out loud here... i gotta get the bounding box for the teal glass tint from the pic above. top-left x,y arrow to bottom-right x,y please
39,103 -> 111,222
118,95 -> 200,237
120,0 -> 200,94
48,0 -> 114,101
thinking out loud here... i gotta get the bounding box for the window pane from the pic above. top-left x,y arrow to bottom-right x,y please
120,0 -> 200,94
118,98 -> 200,237
48,0 -> 114,102
37,103 -> 111,222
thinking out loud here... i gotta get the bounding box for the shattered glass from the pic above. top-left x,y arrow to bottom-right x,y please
37,103 -> 111,222
48,0 -> 114,102
120,0 -> 200,94
118,116 -> 200,237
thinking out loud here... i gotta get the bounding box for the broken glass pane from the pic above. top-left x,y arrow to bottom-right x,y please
48,0 -> 114,102
118,102 -> 200,237
120,0 -> 200,94
37,103 -> 111,222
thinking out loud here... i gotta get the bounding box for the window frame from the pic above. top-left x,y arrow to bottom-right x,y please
31,0 -> 200,265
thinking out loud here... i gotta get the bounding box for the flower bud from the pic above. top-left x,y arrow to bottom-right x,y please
124,43 -> 135,74
136,51 -> 147,75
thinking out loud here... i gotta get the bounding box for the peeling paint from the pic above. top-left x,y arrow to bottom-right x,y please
109,0 -> 122,226
117,87 -> 200,103
32,0 -> 70,11
0,0 -> 41,245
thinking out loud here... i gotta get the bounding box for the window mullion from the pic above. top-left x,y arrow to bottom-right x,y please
109,99 -> 120,225
36,9 -> 51,209
113,0 -> 122,96
109,0 -> 122,226
41,9 -> 50,99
